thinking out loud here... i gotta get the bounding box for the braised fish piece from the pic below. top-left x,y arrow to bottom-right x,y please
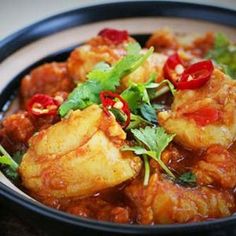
20,63 -> 74,106
67,35 -> 133,83
125,173 -> 235,224
19,105 -> 141,198
67,35 -> 166,90
194,145 -> 236,188
158,69 -> 236,150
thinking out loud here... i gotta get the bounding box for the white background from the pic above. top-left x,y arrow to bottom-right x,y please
0,0 -> 236,40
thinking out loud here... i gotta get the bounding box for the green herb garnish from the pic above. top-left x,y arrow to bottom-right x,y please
121,79 -> 175,125
12,150 -> 25,165
207,33 -> 236,78
59,43 -> 153,117
121,83 -> 150,113
122,126 -> 175,185
177,171 -> 197,187
127,114 -> 152,129
0,145 -> 19,181
140,104 -> 157,124
109,108 -> 127,124
148,79 -> 176,100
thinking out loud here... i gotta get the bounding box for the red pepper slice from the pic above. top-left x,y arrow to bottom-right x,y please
177,60 -> 214,90
184,107 -> 219,126
98,28 -> 128,45
163,53 -> 184,86
27,94 -> 59,116
164,53 -> 214,90
100,91 -> 130,129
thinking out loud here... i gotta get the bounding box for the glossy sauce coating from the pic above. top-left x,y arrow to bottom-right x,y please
1,29 -> 236,224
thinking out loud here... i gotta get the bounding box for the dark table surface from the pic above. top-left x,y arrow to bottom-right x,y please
0,202 -> 47,236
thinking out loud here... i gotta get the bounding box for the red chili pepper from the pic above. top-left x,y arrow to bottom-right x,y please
27,94 -> 59,116
163,53 -> 184,86
98,28 -> 128,45
100,91 -> 130,129
177,60 -> 214,90
184,107 -> 219,126
164,53 -> 214,90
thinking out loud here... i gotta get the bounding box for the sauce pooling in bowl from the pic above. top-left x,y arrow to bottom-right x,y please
1,28 -> 236,224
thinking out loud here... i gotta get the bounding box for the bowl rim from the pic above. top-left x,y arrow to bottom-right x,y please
0,1 -> 236,234
1,182 -> 236,234
1,0 -> 236,62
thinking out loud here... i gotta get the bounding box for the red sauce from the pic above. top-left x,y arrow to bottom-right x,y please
1,31 -> 236,224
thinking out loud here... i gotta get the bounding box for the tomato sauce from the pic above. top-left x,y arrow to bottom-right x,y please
1,30 -> 236,224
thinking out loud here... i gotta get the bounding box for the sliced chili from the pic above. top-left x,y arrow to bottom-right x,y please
100,91 -> 130,129
163,53 -> 184,86
98,28 -> 128,45
177,60 -> 214,90
184,107 -> 219,126
164,53 -> 214,90
27,94 -> 59,116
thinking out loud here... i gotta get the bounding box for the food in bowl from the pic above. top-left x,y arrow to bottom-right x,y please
0,27 -> 236,224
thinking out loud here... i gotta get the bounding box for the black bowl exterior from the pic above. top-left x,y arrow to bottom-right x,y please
1,1 -> 236,62
0,1 -> 236,235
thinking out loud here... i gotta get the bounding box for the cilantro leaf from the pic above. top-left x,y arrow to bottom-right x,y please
148,80 -> 176,100
4,168 -> 18,181
152,103 -> 167,111
121,77 -> 175,115
109,108 -> 126,124
131,126 -> 175,156
131,126 -> 158,151
59,80 -> 102,116
127,113 -> 152,129
121,83 -> 150,113
140,104 -> 157,124
0,145 -> 19,181
120,78 -> 175,126
0,155 -> 15,166
177,171 -> 197,187
214,33 -> 229,48
0,145 -> 18,170
207,33 -> 236,78
12,150 -> 25,165
127,42 -> 142,55
122,126 -> 175,185
86,62 -> 112,88
59,43 -> 153,117
143,156 -> 150,186
122,145 -> 148,155
161,80 -> 176,95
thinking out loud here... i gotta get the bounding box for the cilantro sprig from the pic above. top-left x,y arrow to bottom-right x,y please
207,33 -> 236,78
177,171 -> 197,187
127,113 -> 152,130
121,77 -> 175,112
0,145 -> 19,181
59,43 -> 153,117
121,78 -> 175,127
123,126 -> 175,185
121,82 -> 150,113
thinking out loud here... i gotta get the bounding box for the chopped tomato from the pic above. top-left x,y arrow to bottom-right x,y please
184,107 -> 219,126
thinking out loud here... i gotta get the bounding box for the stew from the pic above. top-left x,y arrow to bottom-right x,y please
0,28 -> 236,225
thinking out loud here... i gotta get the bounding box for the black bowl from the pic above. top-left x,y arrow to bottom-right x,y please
0,1 -> 236,235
